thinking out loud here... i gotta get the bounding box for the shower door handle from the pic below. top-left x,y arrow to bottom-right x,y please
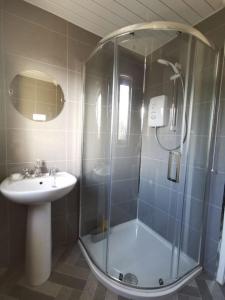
167,151 -> 181,183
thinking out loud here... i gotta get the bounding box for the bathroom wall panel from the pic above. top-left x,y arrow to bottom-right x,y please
110,200 -> 137,227
196,8 -> 225,276
68,38 -> 94,73
138,29 -> 217,269
138,36 -> 188,243
3,12 -> 68,68
4,0 -> 67,35
0,0 -> 99,268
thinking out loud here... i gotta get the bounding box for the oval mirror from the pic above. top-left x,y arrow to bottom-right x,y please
9,70 -> 65,122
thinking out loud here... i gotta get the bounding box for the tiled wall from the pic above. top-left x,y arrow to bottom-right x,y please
137,33 -> 217,265
0,0 -> 99,267
138,36 -> 188,245
195,8 -> 225,277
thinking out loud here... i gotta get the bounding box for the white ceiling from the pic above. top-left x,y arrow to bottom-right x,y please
25,0 -> 225,38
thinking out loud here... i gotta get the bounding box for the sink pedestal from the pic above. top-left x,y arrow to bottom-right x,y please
26,202 -> 51,286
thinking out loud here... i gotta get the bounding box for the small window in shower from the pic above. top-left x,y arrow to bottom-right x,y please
118,75 -> 132,142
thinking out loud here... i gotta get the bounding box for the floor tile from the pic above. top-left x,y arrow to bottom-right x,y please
0,243 -> 224,300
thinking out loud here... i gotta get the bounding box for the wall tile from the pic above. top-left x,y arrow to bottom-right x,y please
68,22 -> 100,46
206,24 -> 225,49
217,100 -> 225,136
111,179 -> 138,205
82,132 -> 110,160
68,38 -> 94,72
68,70 -> 83,102
84,103 -> 109,135
196,8 -> 225,34
181,225 -> 201,261
112,156 -> 140,181
112,133 -> 141,158
66,101 -> 82,132
34,130 -> 67,162
208,173 -> 225,208
4,0 -> 67,35
214,136 -> 225,173
0,129 -> 6,163
110,200 -> 137,227
82,158 -> 109,187
205,204 -> 222,243
66,131 -> 81,163
7,129 -> 36,163
3,13 -> 67,68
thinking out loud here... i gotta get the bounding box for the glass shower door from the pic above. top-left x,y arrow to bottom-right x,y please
79,41 -> 114,273
177,39 -> 218,278
106,31 -> 192,288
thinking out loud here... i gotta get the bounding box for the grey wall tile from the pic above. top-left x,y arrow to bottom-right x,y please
205,204 -> 222,243
82,158 -> 109,187
183,197 -> 204,231
68,38 -> 94,72
4,0 -> 67,35
82,132 -> 110,160
68,70 -> 83,102
138,200 -> 169,240
214,136 -> 225,173
110,200 -> 137,227
196,8 -> 225,35
181,225 -> 201,261
191,102 -> 212,136
205,24 -> 225,49
204,235 -> 218,264
68,22 -> 100,46
113,134 -> 142,158
208,173 -> 225,208
112,156 -> 140,181
84,103 -> 110,135
80,183 -> 108,235
196,11 -> 225,277
111,179 -> 139,205
189,135 -> 209,169
185,167 -> 207,200
217,100 -> 225,136
7,129 -> 36,163
3,13 -> 67,68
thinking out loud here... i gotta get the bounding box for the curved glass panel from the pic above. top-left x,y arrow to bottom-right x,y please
80,24 -> 217,291
80,41 -> 114,272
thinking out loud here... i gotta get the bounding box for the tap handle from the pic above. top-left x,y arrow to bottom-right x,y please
22,168 -> 31,176
49,167 -> 57,176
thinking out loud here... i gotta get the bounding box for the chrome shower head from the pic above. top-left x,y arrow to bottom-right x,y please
157,58 -> 170,66
157,58 -> 181,75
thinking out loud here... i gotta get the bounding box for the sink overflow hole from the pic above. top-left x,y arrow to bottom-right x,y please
39,182 -> 43,185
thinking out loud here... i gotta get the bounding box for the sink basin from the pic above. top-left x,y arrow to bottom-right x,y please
0,171 -> 77,286
0,172 -> 77,205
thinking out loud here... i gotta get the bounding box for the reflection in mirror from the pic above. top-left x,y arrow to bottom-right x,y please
9,70 -> 65,122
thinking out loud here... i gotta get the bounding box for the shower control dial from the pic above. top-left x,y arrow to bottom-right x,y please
148,95 -> 168,127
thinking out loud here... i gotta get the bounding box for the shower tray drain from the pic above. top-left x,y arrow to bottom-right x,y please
123,273 -> 138,285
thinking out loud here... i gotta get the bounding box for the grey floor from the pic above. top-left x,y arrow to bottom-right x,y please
0,243 -> 225,300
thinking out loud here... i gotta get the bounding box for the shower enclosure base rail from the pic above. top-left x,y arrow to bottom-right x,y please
79,240 -> 202,299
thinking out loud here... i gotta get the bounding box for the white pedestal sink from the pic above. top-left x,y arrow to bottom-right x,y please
0,172 -> 77,286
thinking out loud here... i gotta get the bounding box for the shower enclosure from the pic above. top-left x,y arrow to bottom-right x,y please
79,22 -> 218,298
